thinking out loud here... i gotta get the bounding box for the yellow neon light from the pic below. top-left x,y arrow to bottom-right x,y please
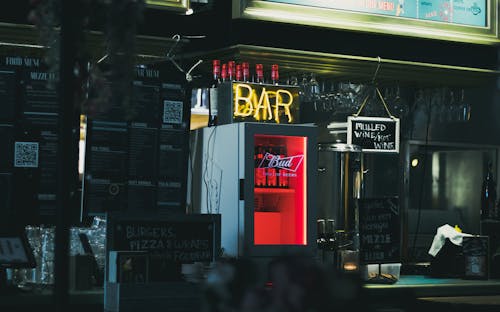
233,83 -> 295,123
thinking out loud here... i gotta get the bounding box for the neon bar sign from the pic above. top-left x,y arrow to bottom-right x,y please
232,82 -> 299,124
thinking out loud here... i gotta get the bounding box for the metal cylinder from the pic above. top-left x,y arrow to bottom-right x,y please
317,143 -> 363,238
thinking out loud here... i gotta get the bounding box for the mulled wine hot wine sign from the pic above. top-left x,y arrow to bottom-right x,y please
347,116 -> 399,153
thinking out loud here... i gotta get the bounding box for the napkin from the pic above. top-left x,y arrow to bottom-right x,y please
428,224 -> 473,257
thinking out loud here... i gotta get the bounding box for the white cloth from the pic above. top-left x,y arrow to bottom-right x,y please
428,224 -> 473,257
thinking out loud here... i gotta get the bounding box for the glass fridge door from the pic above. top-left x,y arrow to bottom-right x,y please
253,134 -> 308,245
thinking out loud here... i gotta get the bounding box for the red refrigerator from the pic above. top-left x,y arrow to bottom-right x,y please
191,122 -> 317,259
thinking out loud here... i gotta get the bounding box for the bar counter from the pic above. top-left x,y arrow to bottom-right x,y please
1,276 -> 500,311
366,275 -> 500,297
364,275 -> 500,312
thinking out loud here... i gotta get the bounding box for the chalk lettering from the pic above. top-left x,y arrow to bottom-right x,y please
364,222 -> 389,231
373,142 -> 395,149
355,123 -> 386,131
128,239 -> 166,250
125,225 -> 175,239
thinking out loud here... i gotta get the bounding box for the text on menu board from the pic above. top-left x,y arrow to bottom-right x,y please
359,197 -> 401,264
108,214 -> 220,263
347,116 -> 399,153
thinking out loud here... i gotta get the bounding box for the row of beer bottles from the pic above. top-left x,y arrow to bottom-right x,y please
254,144 -> 289,188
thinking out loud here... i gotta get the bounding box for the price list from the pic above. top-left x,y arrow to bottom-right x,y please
83,64 -> 190,215
83,121 -> 128,213
359,197 -> 401,264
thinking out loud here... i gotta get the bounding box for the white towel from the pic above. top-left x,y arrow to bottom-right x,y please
428,224 -> 473,257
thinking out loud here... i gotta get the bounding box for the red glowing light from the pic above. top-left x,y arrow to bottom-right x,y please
253,134 -> 307,245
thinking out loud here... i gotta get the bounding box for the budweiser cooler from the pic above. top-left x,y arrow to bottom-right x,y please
190,122 -> 318,259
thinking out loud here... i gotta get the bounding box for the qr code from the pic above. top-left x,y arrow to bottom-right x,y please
163,100 -> 183,124
14,142 -> 39,168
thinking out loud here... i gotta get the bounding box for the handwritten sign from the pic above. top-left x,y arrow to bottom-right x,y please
107,213 -> 221,263
347,116 -> 399,153
359,197 -> 400,264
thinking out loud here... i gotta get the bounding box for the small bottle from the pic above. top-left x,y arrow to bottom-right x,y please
208,60 -> 221,126
242,62 -> 250,82
221,63 -> 228,82
254,145 -> 266,187
265,144 -> 277,188
271,64 -> 279,85
235,64 -> 242,82
481,162 -> 497,220
255,64 -> 264,84
277,145 -> 288,188
227,61 -> 236,81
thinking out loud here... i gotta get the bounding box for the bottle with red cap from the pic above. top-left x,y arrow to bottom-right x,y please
271,64 -> 279,85
242,62 -> 250,82
235,64 -> 242,81
208,60 -> 221,127
221,63 -> 228,82
227,61 -> 236,81
255,64 -> 264,84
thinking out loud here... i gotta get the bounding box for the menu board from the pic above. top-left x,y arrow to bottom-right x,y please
106,212 -> 221,263
83,121 -> 128,213
359,197 -> 400,264
266,0 -> 487,27
83,63 -> 190,216
0,55 -> 71,225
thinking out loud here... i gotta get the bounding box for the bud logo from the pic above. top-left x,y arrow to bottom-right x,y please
258,152 -> 304,172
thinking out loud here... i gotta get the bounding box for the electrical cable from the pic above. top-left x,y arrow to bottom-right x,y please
203,125 -> 217,214
410,88 -> 433,261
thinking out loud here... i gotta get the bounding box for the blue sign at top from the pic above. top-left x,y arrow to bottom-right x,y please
266,0 -> 487,27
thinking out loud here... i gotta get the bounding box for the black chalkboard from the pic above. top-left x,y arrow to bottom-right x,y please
106,212 -> 221,265
359,197 -> 400,264
347,116 -> 399,153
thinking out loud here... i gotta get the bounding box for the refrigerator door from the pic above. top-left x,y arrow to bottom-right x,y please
243,122 -> 317,258
191,122 -> 317,258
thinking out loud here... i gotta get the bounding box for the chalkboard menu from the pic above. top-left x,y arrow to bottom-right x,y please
359,197 -> 400,264
82,63 -> 190,215
106,212 -> 221,265
347,116 -> 399,153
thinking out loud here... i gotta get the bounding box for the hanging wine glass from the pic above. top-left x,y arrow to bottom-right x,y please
459,89 -> 471,122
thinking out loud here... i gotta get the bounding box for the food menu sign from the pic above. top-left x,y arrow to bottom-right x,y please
106,212 -> 221,263
359,197 -> 401,264
266,0 -> 487,26
82,63 -> 191,216
0,55 -> 64,225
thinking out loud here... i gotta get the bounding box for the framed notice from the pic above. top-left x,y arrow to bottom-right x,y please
234,0 -> 499,44
359,197 -> 401,264
347,116 -> 399,153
